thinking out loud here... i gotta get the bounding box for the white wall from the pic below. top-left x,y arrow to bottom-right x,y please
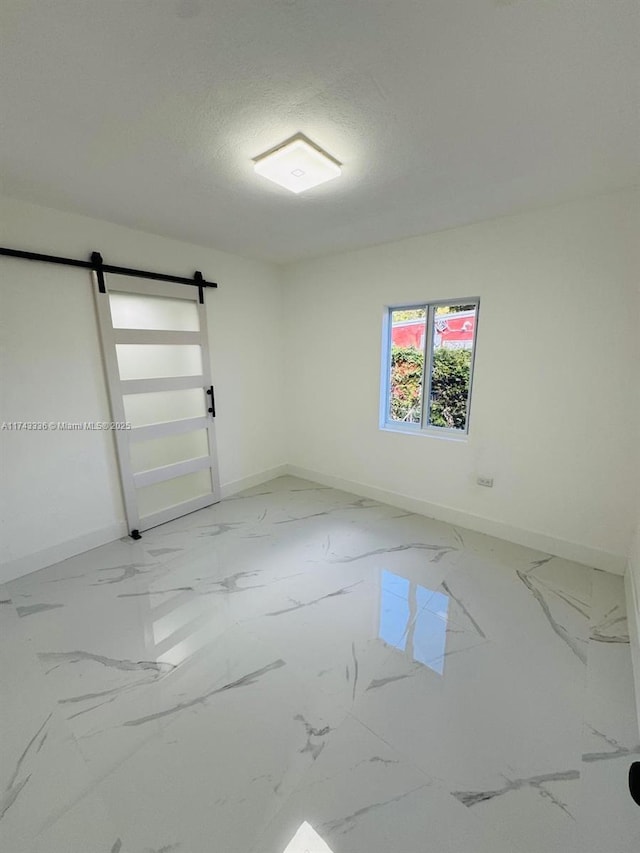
283,190 -> 640,573
0,197 -> 286,580
625,234 -> 640,732
627,521 -> 640,733
2,190 -> 638,582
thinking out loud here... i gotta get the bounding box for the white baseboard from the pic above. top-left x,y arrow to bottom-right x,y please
220,464 -> 289,498
0,521 -> 128,585
624,569 -> 640,737
0,462 -> 625,584
284,464 -> 627,575
0,465 -> 289,585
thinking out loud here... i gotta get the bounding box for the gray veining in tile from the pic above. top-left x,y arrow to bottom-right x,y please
0,714 -> 52,822
39,650 -> 176,675
16,602 -> 65,617
582,726 -> 640,762
322,784 -> 430,834
1,476 -> 638,853
440,580 -> 486,638
122,659 -> 286,727
516,569 -> 587,664
294,714 -> 332,760
590,602 -> 630,644
366,671 -> 415,691
452,769 -> 579,815
146,549 -> 183,557
116,587 -> 195,598
266,580 -> 364,616
330,542 -> 457,563
92,564 -> 156,585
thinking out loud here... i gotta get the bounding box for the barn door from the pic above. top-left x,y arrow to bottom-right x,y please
94,275 -> 220,537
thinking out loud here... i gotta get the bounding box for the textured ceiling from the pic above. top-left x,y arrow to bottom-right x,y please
0,0 -> 638,263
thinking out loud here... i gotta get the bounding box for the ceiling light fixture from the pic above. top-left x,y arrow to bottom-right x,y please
253,133 -> 342,194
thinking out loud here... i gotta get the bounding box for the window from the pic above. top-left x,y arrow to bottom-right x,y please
380,298 -> 479,436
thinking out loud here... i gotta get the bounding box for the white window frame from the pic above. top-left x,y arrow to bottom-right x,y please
379,297 -> 480,439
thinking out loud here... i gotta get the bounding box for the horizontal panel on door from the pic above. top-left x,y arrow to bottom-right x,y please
113,329 -> 201,345
123,388 -> 207,427
130,416 -> 209,442
120,375 -> 206,395
116,344 -> 203,381
129,428 -> 210,474
136,469 -> 213,519
133,456 -> 212,489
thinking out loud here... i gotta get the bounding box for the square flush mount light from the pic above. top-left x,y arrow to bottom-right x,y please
282,821 -> 334,853
253,133 -> 342,194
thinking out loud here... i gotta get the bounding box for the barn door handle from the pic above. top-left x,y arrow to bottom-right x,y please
206,386 -> 216,418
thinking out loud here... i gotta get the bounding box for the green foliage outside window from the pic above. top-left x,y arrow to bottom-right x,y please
389,346 -> 424,423
390,346 -> 472,429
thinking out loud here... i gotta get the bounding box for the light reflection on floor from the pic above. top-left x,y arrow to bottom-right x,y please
379,569 -> 449,674
282,821 -> 334,853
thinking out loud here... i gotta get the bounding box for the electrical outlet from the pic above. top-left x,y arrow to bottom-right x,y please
477,476 -> 494,488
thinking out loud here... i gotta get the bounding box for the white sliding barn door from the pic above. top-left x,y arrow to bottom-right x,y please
95,275 -> 220,536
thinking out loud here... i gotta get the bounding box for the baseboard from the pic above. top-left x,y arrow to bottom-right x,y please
0,465 -> 289,585
284,464 -> 627,575
0,462 -> 624,583
624,569 -> 640,737
220,464 -> 289,498
0,521 -> 129,585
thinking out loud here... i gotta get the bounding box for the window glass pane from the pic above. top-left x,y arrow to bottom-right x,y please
427,303 -> 477,431
123,388 -> 205,428
109,293 -> 199,331
137,469 -> 212,518
116,344 -> 202,380
388,308 -> 425,424
129,430 -> 209,474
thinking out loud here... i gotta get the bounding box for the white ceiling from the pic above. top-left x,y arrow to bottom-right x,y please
1,0 -> 638,263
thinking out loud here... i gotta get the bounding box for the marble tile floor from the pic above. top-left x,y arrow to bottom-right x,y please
1,475 -> 639,852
